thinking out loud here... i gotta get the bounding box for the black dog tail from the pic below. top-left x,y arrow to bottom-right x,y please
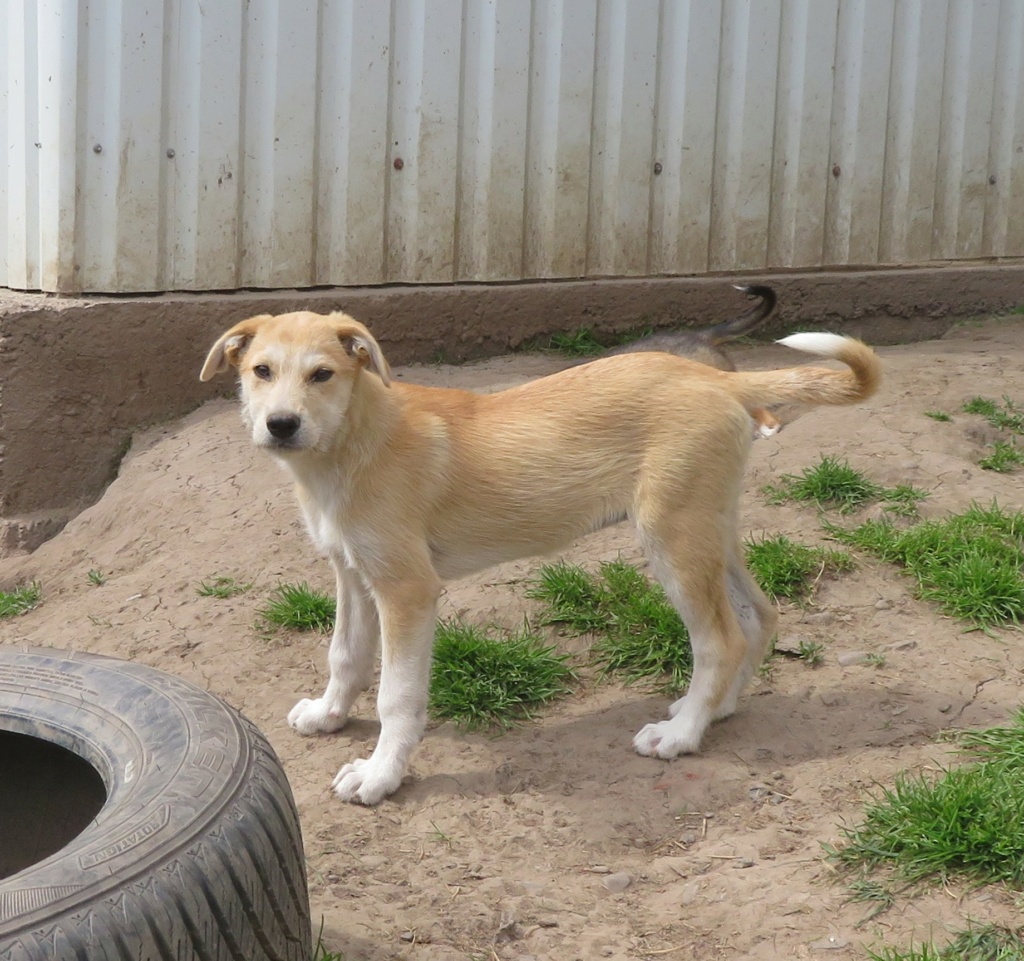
707,285 -> 777,345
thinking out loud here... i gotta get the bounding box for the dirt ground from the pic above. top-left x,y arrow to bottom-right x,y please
2,316 -> 1024,960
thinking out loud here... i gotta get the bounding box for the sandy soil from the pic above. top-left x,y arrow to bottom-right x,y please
2,316 -> 1024,960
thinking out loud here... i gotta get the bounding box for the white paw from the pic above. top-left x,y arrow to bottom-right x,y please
287,697 -> 348,736
633,719 -> 702,759
332,757 -> 403,806
755,421 -> 781,439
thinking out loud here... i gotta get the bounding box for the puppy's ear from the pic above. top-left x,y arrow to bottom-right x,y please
200,315 -> 272,381
331,315 -> 392,387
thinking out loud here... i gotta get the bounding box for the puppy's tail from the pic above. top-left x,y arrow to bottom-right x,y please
733,332 -> 881,408
707,285 -> 777,344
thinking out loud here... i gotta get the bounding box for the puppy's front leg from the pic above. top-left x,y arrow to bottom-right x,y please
332,573 -> 439,805
288,559 -> 379,735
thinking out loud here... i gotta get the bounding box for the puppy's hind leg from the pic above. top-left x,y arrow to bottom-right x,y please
633,513 -> 749,759
288,558 -> 379,735
714,543 -> 778,720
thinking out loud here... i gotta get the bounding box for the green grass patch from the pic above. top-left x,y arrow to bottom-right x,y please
962,395 -> 1002,420
528,560 -> 692,693
429,620 -> 576,728
313,948 -> 346,961
979,441 -> 1024,473
881,483 -> 931,517
258,584 -> 579,728
923,410 -> 952,423
831,710 -> 1024,888
540,322 -> 656,358
313,921 -> 346,961
962,396 -> 1024,435
529,545 -> 856,688
547,327 -> 607,357
745,534 -> 853,602
961,397 -> 1024,472
763,456 -> 928,516
197,575 -> 252,599
764,456 -> 883,512
846,877 -> 897,921
258,582 -> 335,632
796,638 -> 825,667
867,925 -> 1024,961
0,582 -> 42,618
527,559 -> 613,634
826,502 -> 1024,629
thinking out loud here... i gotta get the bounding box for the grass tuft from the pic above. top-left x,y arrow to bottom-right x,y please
938,926 -> 1024,961
197,575 -> 252,599
313,948 -> 347,961
962,395 -> 1024,434
846,877 -> 897,927
763,455 -> 882,512
847,876 -> 896,908
832,710 -> 1024,888
923,410 -> 952,423
528,560 -> 693,693
547,328 -> 607,357
744,534 -> 853,602
979,441 -> 1024,473
826,502 -> 1024,629
867,925 -> 1024,961
881,483 -> 931,517
530,544 -> 855,688
527,560 -> 613,634
258,582 -> 335,632
961,396 -> 1024,472
796,638 -> 825,667
313,920 -> 347,961
0,582 -> 42,618
541,322 -> 656,358
763,456 -> 928,516
429,620 -> 575,728
962,395 -> 1001,419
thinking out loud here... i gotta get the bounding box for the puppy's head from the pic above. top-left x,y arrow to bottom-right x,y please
200,311 -> 391,453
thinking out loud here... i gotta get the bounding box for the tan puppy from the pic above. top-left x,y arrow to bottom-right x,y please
201,313 -> 881,805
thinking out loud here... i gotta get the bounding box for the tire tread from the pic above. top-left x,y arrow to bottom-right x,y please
0,650 -> 312,961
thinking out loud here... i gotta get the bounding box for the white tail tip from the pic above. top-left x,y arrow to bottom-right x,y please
776,332 -> 849,358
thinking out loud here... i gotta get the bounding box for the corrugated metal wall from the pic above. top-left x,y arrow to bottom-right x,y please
2,0 -> 1023,294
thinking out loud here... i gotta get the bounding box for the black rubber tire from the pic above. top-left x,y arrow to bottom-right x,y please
0,646 -> 312,961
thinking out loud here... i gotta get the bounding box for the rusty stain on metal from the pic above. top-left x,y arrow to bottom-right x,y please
832,164 -> 841,177
393,157 -> 404,171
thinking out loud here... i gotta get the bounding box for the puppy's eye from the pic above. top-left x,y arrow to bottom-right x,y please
253,364 -> 271,380
310,368 -> 333,383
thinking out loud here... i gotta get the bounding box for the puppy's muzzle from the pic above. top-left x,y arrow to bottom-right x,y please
266,414 -> 301,441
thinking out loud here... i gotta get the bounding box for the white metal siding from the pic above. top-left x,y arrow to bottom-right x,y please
2,0 -> 1023,294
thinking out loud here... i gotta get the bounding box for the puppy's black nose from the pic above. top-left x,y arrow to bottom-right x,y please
266,414 -> 301,439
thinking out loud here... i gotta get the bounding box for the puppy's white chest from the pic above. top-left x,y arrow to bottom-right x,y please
303,504 -> 346,556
